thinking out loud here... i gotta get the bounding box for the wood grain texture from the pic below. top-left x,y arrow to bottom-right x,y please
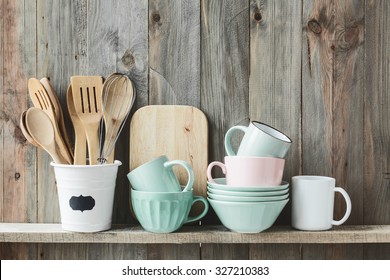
149,0 -> 200,106
363,0 -> 390,260
2,224 -> 390,244
37,243 -> 147,260
200,0 -> 250,259
1,0 -> 390,260
147,244 -> 200,259
250,244 -> 301,260
364,0 -> 390,226
248,0 -> 302,260
249,0 -> 302,223
200,0 -> 250,220
130,105 -> 208,202
0,0 -> 38,259
88,0 -> 148,225
302,0 -> 364,259
147,0 -> 202,261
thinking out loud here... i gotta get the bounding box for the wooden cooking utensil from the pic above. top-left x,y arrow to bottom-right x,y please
28,78 -> 73,164
40,77 -> 73,157
70,76 -> 103,165
20,110 -> 40,147
100,73 -> 135,163
25,107 -> 66,164
130,105 -> 208,215
66,85 -> 87,165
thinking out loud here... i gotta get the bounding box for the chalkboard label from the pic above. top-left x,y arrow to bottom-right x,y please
69,195 -> 95,212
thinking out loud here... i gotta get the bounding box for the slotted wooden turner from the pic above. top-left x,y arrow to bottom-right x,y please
70,76 -> 103,165
130,105 -> 208,215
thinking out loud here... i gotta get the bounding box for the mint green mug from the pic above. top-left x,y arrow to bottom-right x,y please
225,121 -> 292,158
131,189 -> 209,233
127,155 -> 194,192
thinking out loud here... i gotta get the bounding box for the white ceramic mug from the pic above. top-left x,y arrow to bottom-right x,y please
291,176 -> 352,231
224,121 -> 292,158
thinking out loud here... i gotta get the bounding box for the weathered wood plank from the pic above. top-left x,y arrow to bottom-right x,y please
149,0 -> 200,106
302,244 -> 362,260
249,0 -> 301,223
87,0 -> 148,225
36,0 -> 89,223
200,0 -> 250,259
0,0 -> 38,259
86,0 -> 149,260
364,0 -> 390,260
147,244 -> 200,260
200,0 -> 250,220
302,0 -> 334,177
250,244 -> 301,260
201,244 -> 249,259
302,0 -> 365,259
364,0 -> 390,227
37,243 -> 146,260
2,224 -> 390,244
248,0 -> 302,259
147,0 -> 201,260
0,0 -> 4,224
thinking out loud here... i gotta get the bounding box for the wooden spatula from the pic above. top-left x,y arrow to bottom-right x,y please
130,105 -> 208,215
70,76 -> 103,165
28,78 -> 73,164
66,85 -> 87,165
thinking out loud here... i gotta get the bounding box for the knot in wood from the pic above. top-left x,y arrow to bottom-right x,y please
152,13 -> 161,23
121,49 -> 135,68
15,172 -> 21,180
308,19 -> 322,34
254,11 -> 262,22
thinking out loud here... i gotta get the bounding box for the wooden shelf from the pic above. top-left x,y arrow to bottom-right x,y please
1,223 -> 390,244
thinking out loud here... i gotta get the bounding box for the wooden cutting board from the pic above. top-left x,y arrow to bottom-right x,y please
129,105 -> 208,215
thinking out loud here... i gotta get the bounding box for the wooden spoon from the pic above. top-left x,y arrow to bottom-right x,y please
70,76 -> 103,165
20,110 -> 40,147
66,85 -> 87,165
28,78 -> 73,164
25,108 -> 66,164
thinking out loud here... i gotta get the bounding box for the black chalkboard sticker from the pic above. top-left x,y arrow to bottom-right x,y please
69,195 -> 95,212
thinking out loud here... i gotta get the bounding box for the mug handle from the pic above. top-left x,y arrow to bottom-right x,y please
332,187 -> 352,226
224,125 -> 247,156
207,161 -> 227,183
184,196 -> 209,224
164,160 -> 194,192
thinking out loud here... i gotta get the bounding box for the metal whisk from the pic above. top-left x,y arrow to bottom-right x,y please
98,73 -> 136,164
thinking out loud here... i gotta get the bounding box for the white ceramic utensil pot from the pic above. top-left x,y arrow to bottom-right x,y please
51,161 -> 121,232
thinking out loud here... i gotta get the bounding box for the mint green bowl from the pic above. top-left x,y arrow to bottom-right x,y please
207,186 -> 289,197
208,198 -> 289,233
131,189 -> 208,233
207,192 -> 289,202
208,178 -> 289,192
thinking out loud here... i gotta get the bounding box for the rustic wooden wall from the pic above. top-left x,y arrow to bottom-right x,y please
1,0 -> 389,259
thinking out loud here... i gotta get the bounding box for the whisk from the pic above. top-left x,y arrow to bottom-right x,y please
98,73 -> 136,164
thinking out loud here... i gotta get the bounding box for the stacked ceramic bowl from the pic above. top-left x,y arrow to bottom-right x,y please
207,121 -> 292,233
127,155 -> 208,233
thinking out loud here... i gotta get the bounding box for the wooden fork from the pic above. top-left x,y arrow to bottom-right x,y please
70,76 -> 103,165
28,78 -> 73,164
